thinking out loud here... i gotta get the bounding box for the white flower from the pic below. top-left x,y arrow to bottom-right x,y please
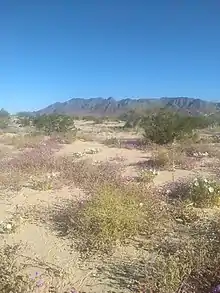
6,223 -> 12,230
208,187 -> 214,193
139,203 -> 143,207
194,181 -> 199,187
204,178 -> 208,183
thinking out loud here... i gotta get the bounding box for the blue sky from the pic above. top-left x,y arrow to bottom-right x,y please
0,0 -> 220,113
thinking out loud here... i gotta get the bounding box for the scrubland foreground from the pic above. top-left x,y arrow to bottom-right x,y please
1,111 -> 220,293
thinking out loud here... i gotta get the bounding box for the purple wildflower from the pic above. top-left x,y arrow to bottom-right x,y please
36,279 -> 44,287
211,284 -> 220,293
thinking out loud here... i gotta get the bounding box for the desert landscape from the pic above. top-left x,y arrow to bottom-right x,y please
0,110 -> 220,293
1,0 -> 219,291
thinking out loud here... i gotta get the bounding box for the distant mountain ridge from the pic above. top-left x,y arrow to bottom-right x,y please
33,97 -> 220,116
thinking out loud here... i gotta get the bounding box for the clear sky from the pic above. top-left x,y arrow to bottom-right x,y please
0,0 -> 220,113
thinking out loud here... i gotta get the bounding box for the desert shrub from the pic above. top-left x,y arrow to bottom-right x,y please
137,243 -> 218,293
0,109 -> 10,129
119,109 -> 144,129
0,118 -> 9,129
93,117 -> 104,124
82,115 -> 96,121
152,148 -> 170,168
57,159 -> 121,191
141,110 -> 209,145
3,142 -> 58,175
59,183 -> 165,256
211,134 -> 220,143
187,177 -> 220,208
16,116 -> 32,127
103,137 -> 121,147
108,210 -> 220,293
0,243 -> 77,293
0,108 -> 9,118
161,178 -> 192,201
151,147 -> 185,169
32,114 -> 77,136
163,176 -> 220,208
0,172 -> 23,191
137,168 -> 159,184
182,142 -> 217,158
8,134 -> 45,149
27,173 -> 56,191
51,129 -> 77,144
0,244 -> 36,293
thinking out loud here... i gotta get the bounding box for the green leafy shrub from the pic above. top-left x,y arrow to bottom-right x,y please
187,177 -> 220,208
32,114 -> 76,135
141,109 -> 210,145
137,169 -> 159,184
16,116 -> 32,127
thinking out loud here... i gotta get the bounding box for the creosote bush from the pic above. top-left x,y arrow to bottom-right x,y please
32,114 -> 77,137
141,109 -> 212,145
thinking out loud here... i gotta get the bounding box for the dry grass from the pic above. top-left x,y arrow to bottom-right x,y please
0,133 -> 45,149
151,146 -> 187,170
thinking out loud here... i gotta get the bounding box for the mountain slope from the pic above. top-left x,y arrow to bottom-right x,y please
34,97 -> 219,116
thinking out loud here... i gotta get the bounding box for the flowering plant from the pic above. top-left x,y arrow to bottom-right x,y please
138,168 -> 159,184
188,177 -> 220,208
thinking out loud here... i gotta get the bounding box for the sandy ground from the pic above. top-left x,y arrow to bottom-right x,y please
0,121 -> 212,292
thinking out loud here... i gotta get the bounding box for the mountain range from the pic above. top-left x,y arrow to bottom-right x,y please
32,97 -> 220,117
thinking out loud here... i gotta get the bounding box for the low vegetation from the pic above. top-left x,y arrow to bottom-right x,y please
55,182 -> 166,257
1,109 -> 220,292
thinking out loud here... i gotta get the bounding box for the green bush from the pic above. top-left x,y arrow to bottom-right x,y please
0,118 -> 9,129
141,109 -> 210,145
187,177 -> 220,208
0,108 -> 9,118
16,116 -> 32,127
32,114 -> 76,135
